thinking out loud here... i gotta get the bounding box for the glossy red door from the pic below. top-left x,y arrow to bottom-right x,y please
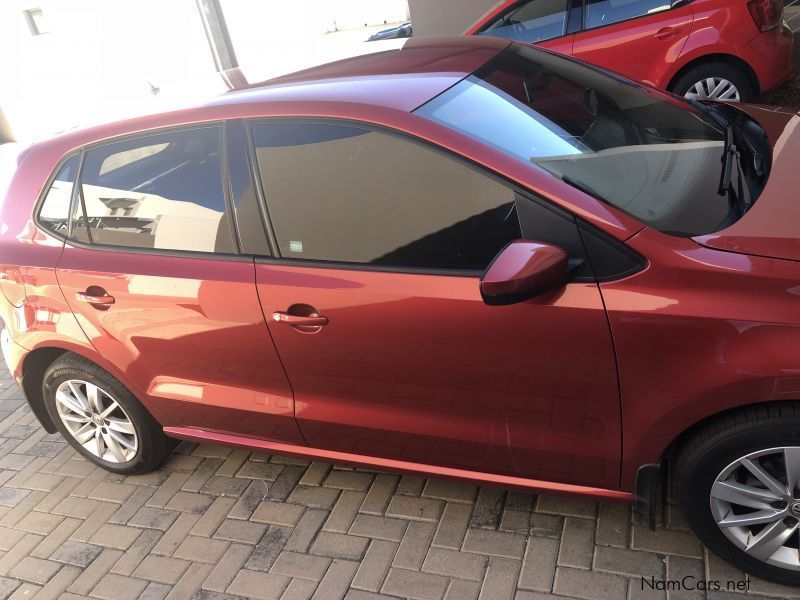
256,264 -> 621,488
57,247 -> 304,443
572,4 -> 694,88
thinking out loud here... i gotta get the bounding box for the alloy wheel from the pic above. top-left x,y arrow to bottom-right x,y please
684,77 -> 740,101
54,379 -> 138,463
710,447 -> 800,570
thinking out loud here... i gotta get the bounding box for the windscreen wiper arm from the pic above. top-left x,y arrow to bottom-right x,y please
718,124 -> 736,197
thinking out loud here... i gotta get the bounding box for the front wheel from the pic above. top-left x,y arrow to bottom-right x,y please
43,353 -> 173,474
669,63 -> 754,102
675,405 -> 800,586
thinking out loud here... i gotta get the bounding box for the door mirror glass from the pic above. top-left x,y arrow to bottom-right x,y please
481,241 -> 568,305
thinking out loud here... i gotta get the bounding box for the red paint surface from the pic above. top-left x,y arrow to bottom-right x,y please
466,0 -> 794,94
1,37 -> 799,501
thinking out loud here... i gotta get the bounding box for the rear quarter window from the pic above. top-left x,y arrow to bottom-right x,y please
38,155 -> 79,236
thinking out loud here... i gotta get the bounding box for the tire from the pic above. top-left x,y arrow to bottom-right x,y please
42,353 -> 172,474
669,62 -> 755,102
675,403 -> 800,586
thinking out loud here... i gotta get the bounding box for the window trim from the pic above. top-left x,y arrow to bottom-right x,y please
61,121 -> 242,259
474,0 -> 571,42
245,116 -> 634,282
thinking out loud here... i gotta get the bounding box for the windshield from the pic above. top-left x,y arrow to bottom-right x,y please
414,44 -> 767,237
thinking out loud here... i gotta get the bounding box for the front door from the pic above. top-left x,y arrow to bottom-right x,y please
250,120 -> 621,488
57,125 -> 303,443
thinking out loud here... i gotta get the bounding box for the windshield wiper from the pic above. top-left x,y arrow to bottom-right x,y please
718,124 -> 752,215
718,124 -> 736,196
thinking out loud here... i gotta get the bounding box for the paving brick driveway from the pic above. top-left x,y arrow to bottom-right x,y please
1,365 -> 799,600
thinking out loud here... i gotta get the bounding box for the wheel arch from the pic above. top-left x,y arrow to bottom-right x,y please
20,347 -> 69,433
19,343 -> 165,433
666,53 -> 760,97
661,399 -> 800,464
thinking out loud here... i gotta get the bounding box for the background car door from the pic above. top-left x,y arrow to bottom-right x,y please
572,0 -> 694,87
56,125 -> 303,443
250,121 -> 621,489
476,0 -> 577,55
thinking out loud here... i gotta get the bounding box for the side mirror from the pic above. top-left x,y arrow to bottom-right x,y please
481,241 -> 568,306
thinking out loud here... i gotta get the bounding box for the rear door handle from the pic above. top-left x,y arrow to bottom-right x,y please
655,26 -> 681,40
76,288 -> 115,307
272,312 -> 328,327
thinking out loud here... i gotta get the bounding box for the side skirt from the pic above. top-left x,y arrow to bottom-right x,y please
164,426 -> 635,503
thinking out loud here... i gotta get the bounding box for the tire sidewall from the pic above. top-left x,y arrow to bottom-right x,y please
678,424 -> 800,586
43,360 -> 161,474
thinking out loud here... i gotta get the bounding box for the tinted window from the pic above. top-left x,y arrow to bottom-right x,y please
584,0 -> 671,29
72,127 -> 235,253
253,123 -> 521,270
480,0 -> 568,43
415,44 -> 759,237
39,155 -> 79,235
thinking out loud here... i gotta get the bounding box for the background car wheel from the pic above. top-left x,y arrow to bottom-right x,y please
675,404 -> 800,586
670,63 -> 754,102
43,353 -> 173,474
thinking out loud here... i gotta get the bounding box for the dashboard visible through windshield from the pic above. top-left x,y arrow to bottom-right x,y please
415,43 -> 770,237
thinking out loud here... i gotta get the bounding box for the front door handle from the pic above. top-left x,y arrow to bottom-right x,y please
272,312 -> 328,327
76,287 -> 115,309
655,26 -> 681,40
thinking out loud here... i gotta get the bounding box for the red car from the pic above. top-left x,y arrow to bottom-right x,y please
466,0 -> 794,101
2,36 -> 800,584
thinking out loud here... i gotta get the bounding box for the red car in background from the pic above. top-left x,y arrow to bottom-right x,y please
467,0 -> 795,101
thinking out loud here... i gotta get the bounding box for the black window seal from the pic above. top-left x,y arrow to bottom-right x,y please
219,121 -> 242,254
243,120 -> 281,257
32,151 -> 82,241
59,121 -> 242,259
224,119 -> 271,257
244,116 -> 642,282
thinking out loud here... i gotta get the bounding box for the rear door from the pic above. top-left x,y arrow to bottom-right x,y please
475,0 -> 578,55
56,124 -> 303,443
572,0 -> 694,87
249,120 -> 622,488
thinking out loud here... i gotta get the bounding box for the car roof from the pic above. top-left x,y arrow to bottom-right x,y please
215,36 -> 511,113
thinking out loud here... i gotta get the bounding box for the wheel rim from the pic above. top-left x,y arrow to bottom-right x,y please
54,379 -> 138,463
684,77 -> 740,101
710,447 -> 800,570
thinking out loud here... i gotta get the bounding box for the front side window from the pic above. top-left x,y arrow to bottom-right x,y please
72,127 -> 235,253
479,0 -> 568,44
252,122 -> 521,271
584,0 -> 673,29
38,155 -> 79,235
415,44 -> 768,237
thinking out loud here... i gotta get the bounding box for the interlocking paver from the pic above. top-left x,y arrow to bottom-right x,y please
2,361 -> 800,600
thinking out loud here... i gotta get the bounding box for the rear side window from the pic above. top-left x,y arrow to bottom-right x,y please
38,155 -> 79,235
72,127 -> 235,254
252,122 -> 521,271
479,0 -> 568,44
584,0 -> 671,29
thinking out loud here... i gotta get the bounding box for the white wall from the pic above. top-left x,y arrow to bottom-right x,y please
0,0 -> 410,144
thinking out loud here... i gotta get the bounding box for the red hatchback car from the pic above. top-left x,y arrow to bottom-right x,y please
466,0 -> 795,101
2,36 -> 800,584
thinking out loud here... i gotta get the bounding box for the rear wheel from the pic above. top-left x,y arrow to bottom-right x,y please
675,404 -> 800,586
670,62 -> 754,102
43,353 -> 172,474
